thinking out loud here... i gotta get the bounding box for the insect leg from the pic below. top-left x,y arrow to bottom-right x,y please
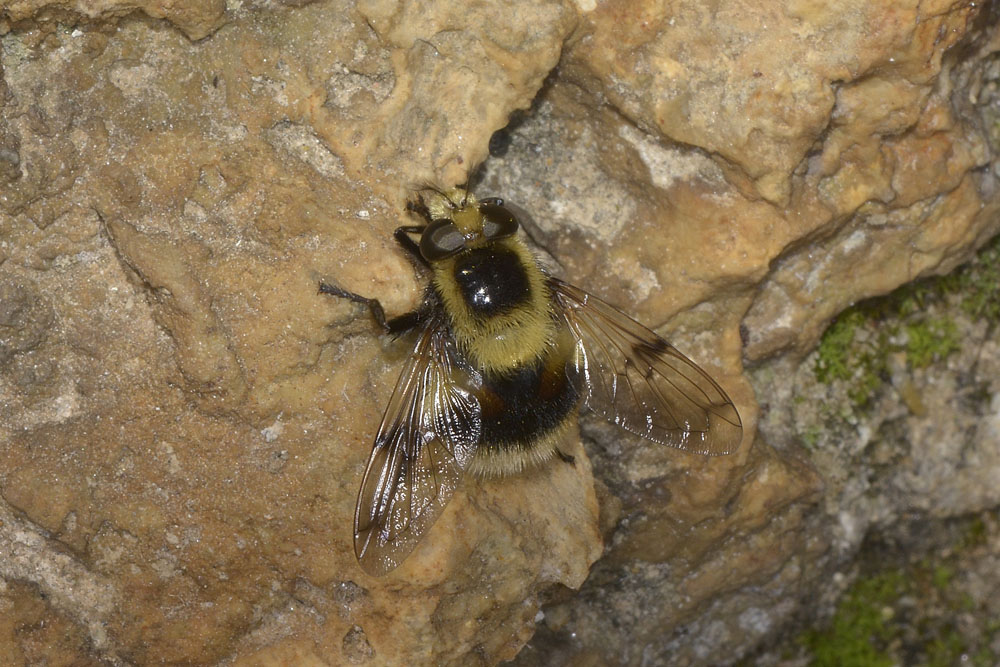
555,448 -> 576,466
405,198 -> 431,218
318,282 -> 423,335
393,226 -> 428,266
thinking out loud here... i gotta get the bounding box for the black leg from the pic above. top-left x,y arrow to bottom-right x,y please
319,282 -> 423,335
405,199 -> 431,220
393,226 -> 428,266
555,449 -> 576,466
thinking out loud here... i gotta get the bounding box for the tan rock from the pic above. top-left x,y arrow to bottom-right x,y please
0,0 -> 997,664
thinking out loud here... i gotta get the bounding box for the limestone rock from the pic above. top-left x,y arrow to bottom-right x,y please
0,0 -> 997,665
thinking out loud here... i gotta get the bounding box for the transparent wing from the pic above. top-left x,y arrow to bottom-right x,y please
551,278 -> 742,456
354,319 -> 482,576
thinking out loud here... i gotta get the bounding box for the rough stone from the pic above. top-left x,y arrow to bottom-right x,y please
0,0 -> 997,665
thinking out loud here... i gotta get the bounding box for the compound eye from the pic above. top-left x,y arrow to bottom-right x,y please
479,203 -> 519,240
420,219 -> 466,261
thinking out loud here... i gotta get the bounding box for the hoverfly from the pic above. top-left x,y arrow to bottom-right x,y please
321,188 -> 743,575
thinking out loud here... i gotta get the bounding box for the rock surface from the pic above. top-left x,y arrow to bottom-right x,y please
0,0 -> 997,665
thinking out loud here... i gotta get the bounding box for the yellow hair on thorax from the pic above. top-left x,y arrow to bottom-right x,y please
424,188 -> 471,223
431,235 -> 554,375
451,204 -> 483,236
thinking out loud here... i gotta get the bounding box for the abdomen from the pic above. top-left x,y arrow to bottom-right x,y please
467,326 -> 581,476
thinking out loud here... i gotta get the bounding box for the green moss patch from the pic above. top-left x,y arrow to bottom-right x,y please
813,233 -> 1000,410
797,512 -> 1000,667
